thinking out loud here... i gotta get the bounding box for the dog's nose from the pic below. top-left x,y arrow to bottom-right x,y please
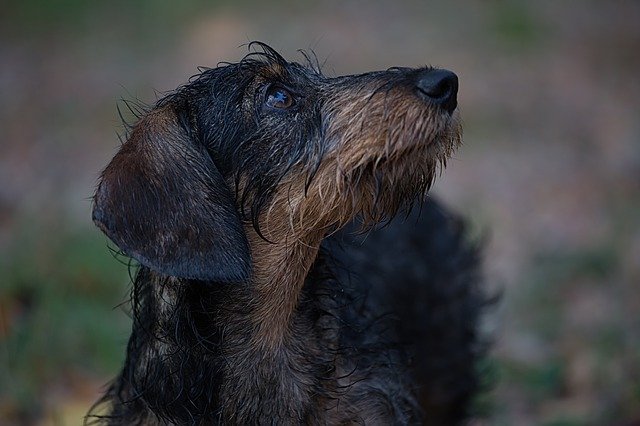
415,69 -> 458,114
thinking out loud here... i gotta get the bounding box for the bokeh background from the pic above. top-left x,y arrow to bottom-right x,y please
1,1 -> 639,424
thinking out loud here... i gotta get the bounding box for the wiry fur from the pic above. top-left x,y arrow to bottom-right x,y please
88,43 -> 487,425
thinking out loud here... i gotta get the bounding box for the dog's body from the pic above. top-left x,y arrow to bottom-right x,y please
89,44 -> 486,425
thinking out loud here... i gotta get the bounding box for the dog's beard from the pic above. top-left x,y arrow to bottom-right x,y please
327,112 -> 462,229
244,84 -> 462,240
285,135 -> 458,238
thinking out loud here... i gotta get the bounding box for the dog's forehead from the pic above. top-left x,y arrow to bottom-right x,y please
251,59 -> 323,84
190,59 -> 320,97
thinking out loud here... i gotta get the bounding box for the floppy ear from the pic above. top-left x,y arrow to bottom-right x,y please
92,103 -> 251,283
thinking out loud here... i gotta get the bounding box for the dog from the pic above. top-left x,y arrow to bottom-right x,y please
88,43 -> 487,425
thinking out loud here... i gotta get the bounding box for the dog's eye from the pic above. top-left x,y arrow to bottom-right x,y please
264,85 -> 294,109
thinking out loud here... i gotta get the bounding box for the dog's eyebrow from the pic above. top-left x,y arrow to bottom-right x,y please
257,62 -> 290,81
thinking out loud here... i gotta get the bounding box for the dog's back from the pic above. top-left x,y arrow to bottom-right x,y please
328,198 -> 486,424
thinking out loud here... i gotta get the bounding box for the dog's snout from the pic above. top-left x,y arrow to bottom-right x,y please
415,69 -> 458,114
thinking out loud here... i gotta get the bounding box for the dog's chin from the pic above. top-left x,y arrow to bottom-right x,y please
378,109 -> 461,165
344,165 -> 431,230
354,123 -> 461,228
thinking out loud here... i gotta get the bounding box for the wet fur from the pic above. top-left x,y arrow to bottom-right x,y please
88,43 -> 486,425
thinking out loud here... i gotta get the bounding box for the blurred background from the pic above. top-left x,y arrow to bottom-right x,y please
1,0 -> 638,424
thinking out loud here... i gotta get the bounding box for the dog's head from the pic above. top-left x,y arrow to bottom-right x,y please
93,43 -> 462,282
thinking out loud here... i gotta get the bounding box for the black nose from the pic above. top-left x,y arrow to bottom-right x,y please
415,69 -> 459,114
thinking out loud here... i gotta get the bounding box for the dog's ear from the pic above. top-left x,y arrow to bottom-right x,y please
92,103 -> 251,283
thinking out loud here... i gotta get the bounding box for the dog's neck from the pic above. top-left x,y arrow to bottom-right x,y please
245,225 -> 324,350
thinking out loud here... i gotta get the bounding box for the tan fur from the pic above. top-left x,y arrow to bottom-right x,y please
245,81 -> 461,350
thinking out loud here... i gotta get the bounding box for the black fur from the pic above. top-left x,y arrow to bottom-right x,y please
89,43 -> 488,425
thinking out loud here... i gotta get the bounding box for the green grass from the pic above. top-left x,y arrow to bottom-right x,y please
542,418 -> 588,426
3,0 -> 221,42
0,219 -> 131,418
488,0 -> 545,51
502,358 -> 566,403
